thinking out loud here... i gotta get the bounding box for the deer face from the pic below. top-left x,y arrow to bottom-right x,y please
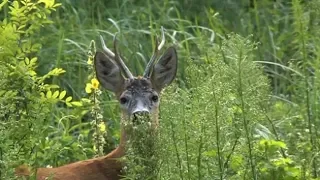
94,27 -> 177,120
119,77 -> 158,115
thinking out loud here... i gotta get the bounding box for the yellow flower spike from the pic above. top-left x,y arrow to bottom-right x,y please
85,83 -> 92,94
91,78 -> 100,89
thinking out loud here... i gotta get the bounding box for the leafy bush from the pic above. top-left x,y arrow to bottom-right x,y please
158,34 -> 281,179
0,1 -> 95,178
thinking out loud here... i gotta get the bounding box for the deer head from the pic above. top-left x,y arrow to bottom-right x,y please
94,27 -> 177,127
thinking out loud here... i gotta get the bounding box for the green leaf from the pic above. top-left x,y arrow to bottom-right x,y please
39,0 -> 55,8
259,139 -> 287,149
42,84 -> 60,90
46,90 -> 52,98
81,98 -> 91,103
53,3 -> 62,8
271,140 -> 287,148
51,68 -> 66,75
71,101 -> 83,107
30,57 -> 38,66
25,57 -> 30,65
65,96 -> 72,102
202,150 -> 217,157
59,90 -> 66,100
0,0 -> 8,11
52,90 -> 59,99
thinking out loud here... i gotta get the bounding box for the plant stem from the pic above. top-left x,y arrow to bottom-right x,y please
237,50 -> 256,180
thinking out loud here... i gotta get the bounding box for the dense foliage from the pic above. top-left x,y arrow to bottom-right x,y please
1,0 -> 320,179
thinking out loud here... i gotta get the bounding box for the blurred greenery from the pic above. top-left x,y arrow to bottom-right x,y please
1,0 -> 320,179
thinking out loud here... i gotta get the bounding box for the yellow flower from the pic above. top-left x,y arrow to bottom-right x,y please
87,56 -> 93,65
85,78 -> 100,94
98,122 -> 106,132
91,78 -> 99,89
85,83 -> 92,93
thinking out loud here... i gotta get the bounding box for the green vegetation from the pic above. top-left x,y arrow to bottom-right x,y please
1,0 -> 320,179
123,114 -> 159,180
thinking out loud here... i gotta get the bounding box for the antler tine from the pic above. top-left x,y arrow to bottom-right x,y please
157,26 -> 166,51
99,34 -> 134,79
143,26 -> 166,78
99,35 -> 113,58
113,33 -> 134,79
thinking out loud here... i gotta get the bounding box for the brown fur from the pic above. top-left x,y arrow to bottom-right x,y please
34,155 -> 123,180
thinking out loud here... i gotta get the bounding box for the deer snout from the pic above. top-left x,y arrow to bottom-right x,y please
132,109 -> 149,115
132,110 -> 149,116
132,101 -> 149,114
132,100 -> 151,123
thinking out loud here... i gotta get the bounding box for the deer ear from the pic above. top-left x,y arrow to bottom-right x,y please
151,47 -> 178,91
94,51 -> 124,92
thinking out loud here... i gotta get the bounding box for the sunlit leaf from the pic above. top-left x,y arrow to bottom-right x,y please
59,90 -> 66,100
71,101 -> 83,107
202,150 -> 217,157
52,90 -> 59,99
46,90 -> 52,98
65,96 -> 72,102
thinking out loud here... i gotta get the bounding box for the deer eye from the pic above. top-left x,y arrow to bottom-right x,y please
120,97 -> 128,104
151,95 -> 158,102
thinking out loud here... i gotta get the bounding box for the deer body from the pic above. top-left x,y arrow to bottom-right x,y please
15,27 -> 177,180
34,155 -> 122,180
27,130 -> 126,180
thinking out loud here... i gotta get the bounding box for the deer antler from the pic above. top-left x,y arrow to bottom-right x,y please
143,26 -> 166,78
99,33 -> 134,79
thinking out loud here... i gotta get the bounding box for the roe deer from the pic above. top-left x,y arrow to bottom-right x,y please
15,27 -> 178,180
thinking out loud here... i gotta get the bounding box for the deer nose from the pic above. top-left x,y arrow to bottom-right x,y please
132,101 -> 150,115
132,109 -> 149,115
